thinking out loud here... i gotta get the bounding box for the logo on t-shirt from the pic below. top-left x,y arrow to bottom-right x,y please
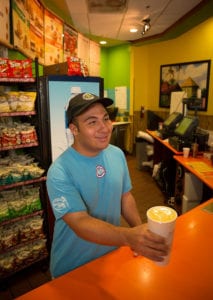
96,165 -> 106,178
53,196 -> 69,212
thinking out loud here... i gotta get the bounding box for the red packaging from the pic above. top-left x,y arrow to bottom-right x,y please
67,57 -> 82,76
1,130 -> 17,147
8,59 -> 22,78
0,58 -> 9,77
21,128 -> 37,144
22,59 -> 33,78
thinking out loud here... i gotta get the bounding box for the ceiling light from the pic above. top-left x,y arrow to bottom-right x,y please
144,23 -> 150,31
141,18 -> 151,35
130,28 -> 138,33
100,40 -> 107,45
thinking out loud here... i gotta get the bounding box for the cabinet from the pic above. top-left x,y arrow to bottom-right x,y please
147,132 -> 177,199
173,163 -> 185,214
0,58 -> 49,281
110,122 -> 130,151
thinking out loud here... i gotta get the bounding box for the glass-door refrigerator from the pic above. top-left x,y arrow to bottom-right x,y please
38,75 -> 104,169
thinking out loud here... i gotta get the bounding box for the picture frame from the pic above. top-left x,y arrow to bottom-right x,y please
159,60 -> 211,111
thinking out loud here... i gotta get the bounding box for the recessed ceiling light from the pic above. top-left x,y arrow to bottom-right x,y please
100,40 -> 107,45
130,28 -> 138,33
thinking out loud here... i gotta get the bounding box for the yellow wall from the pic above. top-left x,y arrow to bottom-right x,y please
132,17 -> 213,115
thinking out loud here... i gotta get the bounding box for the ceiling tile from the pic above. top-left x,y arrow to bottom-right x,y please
51,0 -> 207,45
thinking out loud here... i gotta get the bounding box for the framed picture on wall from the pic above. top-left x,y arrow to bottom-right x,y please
159,60 -> 211,111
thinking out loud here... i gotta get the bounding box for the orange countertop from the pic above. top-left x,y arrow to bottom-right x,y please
146,130 -> 182,155
174,155 -> 213,189
16,199 -> 213,300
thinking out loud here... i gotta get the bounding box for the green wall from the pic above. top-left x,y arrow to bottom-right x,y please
100,44 -> 131,112
101,45 -> 130,88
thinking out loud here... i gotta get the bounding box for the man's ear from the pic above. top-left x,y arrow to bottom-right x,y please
69,123 -> 78,135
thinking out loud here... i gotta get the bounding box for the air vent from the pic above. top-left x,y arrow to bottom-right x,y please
87,0 -> 127,13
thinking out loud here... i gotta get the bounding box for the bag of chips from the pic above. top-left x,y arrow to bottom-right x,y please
21,59 -> 33,78
67,56 -> 82,76
0,58 -> 9,78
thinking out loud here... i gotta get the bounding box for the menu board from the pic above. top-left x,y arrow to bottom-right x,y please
89,40 -> 100,76
12,0 -> 31,55
44,9 -> 63,65
0,0 -> 10,44
9,0 -> 100,69
77,35 -> 100,76
28,0 -> 44,64
77,33 -> 90,68
63,24 -> 78,61
12,0 -> 44,62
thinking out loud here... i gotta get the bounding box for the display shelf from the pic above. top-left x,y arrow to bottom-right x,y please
0,176 -> 46,191
0,77 -> 35,83
0,209 -> 44,227
0,141 -> 39,151
0,253 -> 49,280
0,232 -> 46,255
0,111 -> 36,117
0,57 -> 50,281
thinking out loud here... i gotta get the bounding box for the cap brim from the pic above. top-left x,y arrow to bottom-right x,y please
76,97 -> 113,117
97,98 -> 113,107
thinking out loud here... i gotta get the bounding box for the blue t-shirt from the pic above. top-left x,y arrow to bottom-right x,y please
46,144 -> 132,278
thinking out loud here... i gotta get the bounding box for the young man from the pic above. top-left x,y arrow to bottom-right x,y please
46,92 -> 168,278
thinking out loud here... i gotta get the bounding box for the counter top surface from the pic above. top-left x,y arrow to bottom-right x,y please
16,199 -> 213,300
174,155 -> 213,189
146,130 -> 182,155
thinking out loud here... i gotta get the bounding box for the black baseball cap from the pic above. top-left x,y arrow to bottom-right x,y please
66,92 -> 113,124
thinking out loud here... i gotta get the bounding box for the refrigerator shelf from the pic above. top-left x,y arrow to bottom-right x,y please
0,252 -> 49,280
0,58 -> 51,282
0,111 -> 36,117
0,209 -> 44,227
0,232 -> 46,255
0,176 -> 47,191
0,141 -> 39,151
0,77 -> 35,83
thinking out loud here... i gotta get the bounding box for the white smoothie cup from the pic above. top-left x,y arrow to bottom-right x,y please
147,206 -> 177,266
183,147 -> 190,158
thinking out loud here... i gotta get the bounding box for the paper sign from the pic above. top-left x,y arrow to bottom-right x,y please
170,91 -> 186,114
115,86 -> 127,109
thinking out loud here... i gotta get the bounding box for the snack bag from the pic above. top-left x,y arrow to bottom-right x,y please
67,57 -> 82,76
6,91 -> 19,112
0,58 -> 9,78
18,91 -> 37,111
0,94 -> 10,112
80,60 -> 89,77
22,59 -> 33,78
8,59 -> 22,78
